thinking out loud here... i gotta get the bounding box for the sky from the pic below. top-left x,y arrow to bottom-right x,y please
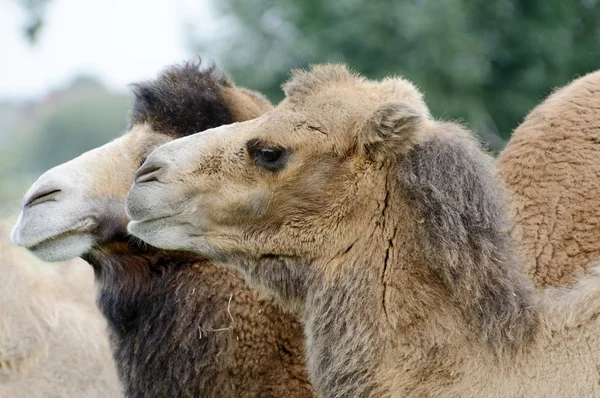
1,0 -> 220,100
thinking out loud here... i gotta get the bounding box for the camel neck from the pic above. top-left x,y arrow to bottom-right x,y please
303,239 -> 464,397
300,176 -> 540,396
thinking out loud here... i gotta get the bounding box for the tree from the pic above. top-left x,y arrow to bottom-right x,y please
13,0 -> 51,43
0,76 -> 129,209
195,0 -> 600,150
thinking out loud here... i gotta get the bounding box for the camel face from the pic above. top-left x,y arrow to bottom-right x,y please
11,126 -> 170,261
127,64 -> 432,266
12,62 -> 272,262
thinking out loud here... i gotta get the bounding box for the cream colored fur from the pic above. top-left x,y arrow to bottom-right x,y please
0,222 -> 121,397
498,70 -> 600,287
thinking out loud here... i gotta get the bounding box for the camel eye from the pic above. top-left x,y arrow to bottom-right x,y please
247,139 -> 289,172
260,148 -> 282,163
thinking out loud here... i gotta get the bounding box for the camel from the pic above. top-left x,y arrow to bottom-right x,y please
498,70 -> 600,288
11,61 -> 313,398
0,222 -> 122,398
126,64 -> 600,397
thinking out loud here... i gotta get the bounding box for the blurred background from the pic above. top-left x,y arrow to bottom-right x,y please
2,0 -> 599,217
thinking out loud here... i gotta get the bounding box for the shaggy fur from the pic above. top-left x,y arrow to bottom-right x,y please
13,61 -> 312,398
396,124 -> 538,353
0,223 -> 121,398
128,61 -> 232,137
129,60 -> 272,138
126,64 -> 600,397
88,243 -> 308,397
497,70 -> 600,287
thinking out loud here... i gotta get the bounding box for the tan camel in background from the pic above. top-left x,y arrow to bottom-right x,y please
126,64 -> 600,397
11,61 -> 313,398
0,223 -> 122,398
498,70 -> 600,288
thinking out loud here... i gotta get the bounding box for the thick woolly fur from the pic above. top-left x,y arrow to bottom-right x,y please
126,64 -> 600,397
0,223 -> 122,398
497,70 -> 600,287
12,61 -> 312,398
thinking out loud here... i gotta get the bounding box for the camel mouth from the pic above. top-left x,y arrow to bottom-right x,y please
126,212 -> 192,252
127,211 -> 180,225
12,217 -> 98,262
16,217 -> 97,251
126,212 -> 183,235
29,225 -> 92,250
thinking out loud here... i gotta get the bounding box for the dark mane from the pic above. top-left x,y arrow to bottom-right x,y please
128,59 -> 233,137
85,245 -> 236,397
396,124 -> 539,353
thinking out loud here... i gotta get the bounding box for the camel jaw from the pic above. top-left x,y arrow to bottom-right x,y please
12,209 -> 97,262
126,216 -> 188,251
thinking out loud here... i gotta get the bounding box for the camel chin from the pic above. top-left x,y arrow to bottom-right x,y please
11,204 -> 97,262
26,232 -> 95,262
126,218 -> 189,251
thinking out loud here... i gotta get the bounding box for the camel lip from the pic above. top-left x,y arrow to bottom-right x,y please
125,210 -> 194,250
127,211 -> 180,225
125,181 -> 179,222
126,212 -> 181,237
28,230 -> 94,254
16,217 -> 97,250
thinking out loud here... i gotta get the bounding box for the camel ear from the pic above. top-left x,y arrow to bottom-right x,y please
359,101 -> 426,162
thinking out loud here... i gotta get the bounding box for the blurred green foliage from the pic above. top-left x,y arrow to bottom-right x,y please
0,77 -> 129,210
23,93 -> 128,172
197,0 -> 600,149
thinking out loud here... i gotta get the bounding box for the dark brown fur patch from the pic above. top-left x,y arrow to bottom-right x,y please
396,124 -> 539,353
86,241 -> 312,398
128,59 -> 233,137
86,245 -> 236,397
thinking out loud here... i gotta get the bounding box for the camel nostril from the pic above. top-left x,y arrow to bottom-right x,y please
135,162 -> 165,184
24,188 -> 62,208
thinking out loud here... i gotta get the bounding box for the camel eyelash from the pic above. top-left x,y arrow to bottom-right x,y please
246,139 -> 290,172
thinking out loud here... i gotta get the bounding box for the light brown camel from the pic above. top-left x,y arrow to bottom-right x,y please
11,61 -> 313,398
0,222 -> 122,398
126,64 -> 600,397
498,70 -> 600,288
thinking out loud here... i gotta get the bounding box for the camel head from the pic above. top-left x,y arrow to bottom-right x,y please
128,64 -> 537,353
11,61 -> 272,262
126,63 -> 432,266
